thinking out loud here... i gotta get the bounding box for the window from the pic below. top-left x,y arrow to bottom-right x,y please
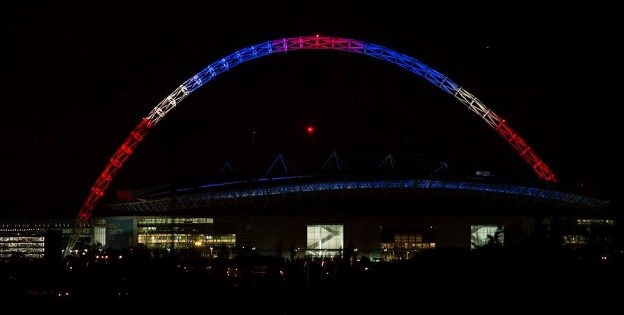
380,233 -> 435,260
0,235 -> 45,259
137,217 -> 213,225
307,225 -> 343,257
93,226 -> 106,247
576,219 -> 615,226
470,225 -> 504,249
563,234 -> 587,245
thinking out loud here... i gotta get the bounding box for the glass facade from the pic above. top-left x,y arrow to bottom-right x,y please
0,235 -> 45,259
203,234 -> 236,246
106,218 -> 135,249
576,219 -> 615,226
92,216 -> 227,251
137,233 -> 235,248
138,233 -> 200,247
470,225 -> 504,249
380,233 -> 435,260
134,216 -> 220,250
562,217 -> 616,257
137,217 -> 213,225
306,225 -> 344,257
379,226 -> 436,260
93,226 -> 106,247
0,219 -> 84,260
563,234 -> 587,245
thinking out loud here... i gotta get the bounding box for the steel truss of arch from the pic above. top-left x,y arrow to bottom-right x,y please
65,35 -> 558,254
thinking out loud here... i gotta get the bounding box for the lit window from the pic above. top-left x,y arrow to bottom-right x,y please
470,225 -> 504,249
306,225 -> 343,257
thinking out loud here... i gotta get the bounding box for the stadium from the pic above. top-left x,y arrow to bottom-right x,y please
91,151 -> 612,261
0,34 -> 618,311
64,35 -> 613,260
1,36 -> 615,262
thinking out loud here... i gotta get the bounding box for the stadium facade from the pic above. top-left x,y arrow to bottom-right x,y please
1,174 -> 614,261
89,174 -> 613,260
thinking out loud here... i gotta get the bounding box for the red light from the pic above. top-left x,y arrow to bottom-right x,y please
306,126 -> 315,135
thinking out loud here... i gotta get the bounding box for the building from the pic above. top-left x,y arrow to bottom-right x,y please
1,174 -> 613,261
0,219 -> 89,261
101,175 -> 613,260
91,216 -> 235,255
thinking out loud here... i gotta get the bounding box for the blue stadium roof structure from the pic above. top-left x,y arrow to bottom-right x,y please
107,176 -> 608,214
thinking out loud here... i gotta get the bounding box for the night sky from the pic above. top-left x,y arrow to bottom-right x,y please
1,2 -> 618,217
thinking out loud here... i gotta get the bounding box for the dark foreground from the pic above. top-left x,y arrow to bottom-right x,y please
1,249 -> 621,313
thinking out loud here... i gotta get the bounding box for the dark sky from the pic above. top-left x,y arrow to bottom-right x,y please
1,2 -> 618,217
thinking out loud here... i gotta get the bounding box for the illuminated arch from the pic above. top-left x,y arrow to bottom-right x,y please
66,35 -> 557,253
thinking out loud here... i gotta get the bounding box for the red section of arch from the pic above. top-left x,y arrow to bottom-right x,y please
495,120 -> 557,182
75,118 -> 153,226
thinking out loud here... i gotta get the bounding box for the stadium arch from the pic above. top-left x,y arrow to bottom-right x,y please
65,35 -> 558,254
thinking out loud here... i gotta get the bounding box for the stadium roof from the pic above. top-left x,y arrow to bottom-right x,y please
107,175 -> 609,215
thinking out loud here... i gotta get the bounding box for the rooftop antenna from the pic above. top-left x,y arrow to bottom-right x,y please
266,153 -> 296,176
321,150 -> 349,172
434,162 -> 449,174
378,153 -> 399,170
219,161 -> 237,175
